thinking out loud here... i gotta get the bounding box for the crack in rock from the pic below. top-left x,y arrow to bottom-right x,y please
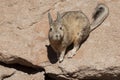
2,72 -> 15,80
0,53 -> 42,69
0,62 -> 44,75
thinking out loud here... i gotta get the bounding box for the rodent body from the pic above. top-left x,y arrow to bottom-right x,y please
50,11 -> 90,53
48,3 -> 109,62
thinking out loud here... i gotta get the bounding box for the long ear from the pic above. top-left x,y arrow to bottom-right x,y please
57,12 -> 61,23
48,12 -> 53,25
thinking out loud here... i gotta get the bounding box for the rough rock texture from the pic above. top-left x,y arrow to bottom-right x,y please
0,64 -> 44,80
0,65 -> 15,80
0,0 -> 59,67
0,0 -> 120,80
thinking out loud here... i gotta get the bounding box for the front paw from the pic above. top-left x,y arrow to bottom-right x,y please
67,50 -> 76,58
59,57 -> 64,63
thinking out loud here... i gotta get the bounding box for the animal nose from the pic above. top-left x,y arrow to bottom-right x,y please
56,34 -> 59,38
56,34 -> 58,37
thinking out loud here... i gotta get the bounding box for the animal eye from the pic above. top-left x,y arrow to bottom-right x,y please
60,27 -> 63,30
50,28 -> 52,31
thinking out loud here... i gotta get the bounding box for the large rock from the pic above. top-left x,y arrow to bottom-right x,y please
0,65 -> 15,80
0,0 -> 58,67
4,72 -> 44,80
0,65 -> 44,80
0,0 -> 120,80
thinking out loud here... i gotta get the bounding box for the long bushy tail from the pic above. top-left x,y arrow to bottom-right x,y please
90,3 -> 109,32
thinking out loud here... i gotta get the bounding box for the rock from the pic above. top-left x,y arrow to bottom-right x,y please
0,0 -> 58,67
0,65 -> 15,80
0,65 -> 44,80
4,71 -> 45,80
0,0 -> 120,80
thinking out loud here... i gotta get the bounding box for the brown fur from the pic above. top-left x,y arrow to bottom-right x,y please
48,3 -> 109,62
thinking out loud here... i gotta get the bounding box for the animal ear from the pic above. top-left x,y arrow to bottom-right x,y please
48,12 -> 53,25
57,12 -> 61,22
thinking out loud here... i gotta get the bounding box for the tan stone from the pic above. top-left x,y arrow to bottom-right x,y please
0,65 -> 44,80
0,0 -> 58,67
0,0 -> 120,80
0,65 -> 15,80
4,71 -> 44,80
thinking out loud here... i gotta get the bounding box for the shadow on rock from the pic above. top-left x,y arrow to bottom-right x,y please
46,45 -> 58,64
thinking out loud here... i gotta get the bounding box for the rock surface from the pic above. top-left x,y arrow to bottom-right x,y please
0,65 -> 15,80
0,64 -> 44,80
0,0 -> 120,80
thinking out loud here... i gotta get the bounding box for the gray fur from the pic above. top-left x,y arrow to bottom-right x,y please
48,3 -> 109,62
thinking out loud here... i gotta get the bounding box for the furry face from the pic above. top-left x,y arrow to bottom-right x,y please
48,21 -> 64,41
48,12 -> 64,42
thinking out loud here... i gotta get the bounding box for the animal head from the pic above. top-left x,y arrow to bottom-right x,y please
48,12 -> 64,41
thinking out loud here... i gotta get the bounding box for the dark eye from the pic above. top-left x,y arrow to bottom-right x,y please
60,27 -> 63,30
50,28 -> 52,31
